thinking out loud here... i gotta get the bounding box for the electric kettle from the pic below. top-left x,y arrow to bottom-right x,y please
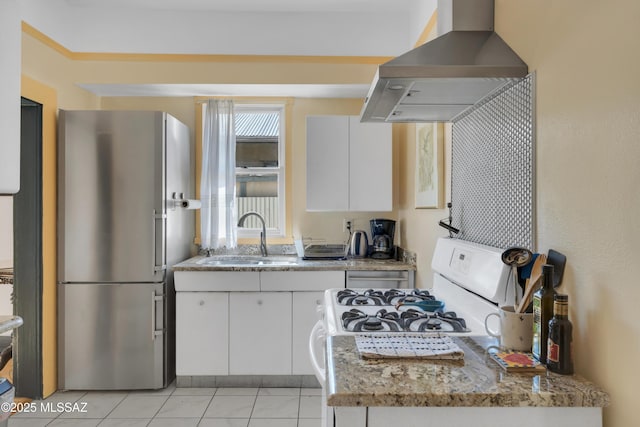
348,230 -> 369,258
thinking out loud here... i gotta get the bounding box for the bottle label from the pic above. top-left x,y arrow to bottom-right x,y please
548,339 -> 560,363
532,297 -> 542,357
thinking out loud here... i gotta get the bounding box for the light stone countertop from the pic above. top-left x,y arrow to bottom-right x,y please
326,335 -> 609,408
173,255 -> 416,272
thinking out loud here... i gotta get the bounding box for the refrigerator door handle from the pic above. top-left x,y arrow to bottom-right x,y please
151,292 -> 164,340
152,210 -> 167,273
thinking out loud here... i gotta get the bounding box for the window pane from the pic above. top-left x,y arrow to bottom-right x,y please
235,112 -> 279,168
236,174 -> 279,229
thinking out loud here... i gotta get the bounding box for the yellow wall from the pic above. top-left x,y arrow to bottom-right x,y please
398,4 -> 640,425
495,1 -> 640,425
396,122 -> 451,288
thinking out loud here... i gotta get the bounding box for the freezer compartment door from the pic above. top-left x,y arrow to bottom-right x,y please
58,282 -> 165,390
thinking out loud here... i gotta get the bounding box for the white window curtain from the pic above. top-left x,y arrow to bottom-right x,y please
200,99 -> 237,250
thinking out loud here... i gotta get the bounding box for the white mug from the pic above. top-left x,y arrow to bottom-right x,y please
484,305 -> 533,351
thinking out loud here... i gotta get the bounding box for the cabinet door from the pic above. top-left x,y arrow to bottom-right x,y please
0,197 -> 13,269
176,292 -> 229,375
292,292 -> 324,375
229,292 -> 292,375
0,1 -> 20,194
349,116 -> 392,211
306,116 -> 349,211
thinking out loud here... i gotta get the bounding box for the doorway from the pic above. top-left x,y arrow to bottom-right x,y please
12,97 -> 44,399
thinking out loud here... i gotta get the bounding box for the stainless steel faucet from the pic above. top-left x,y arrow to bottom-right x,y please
237,211 -> 268,256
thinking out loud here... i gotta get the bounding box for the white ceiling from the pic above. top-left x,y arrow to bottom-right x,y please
65,0 -> 414,13
22,0 -> 436,98
78,83 -> 372,98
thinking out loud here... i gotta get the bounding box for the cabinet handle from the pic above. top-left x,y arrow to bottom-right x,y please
347,276 -> 408,282
199,300 -> 205,306
257,299 -> 263,305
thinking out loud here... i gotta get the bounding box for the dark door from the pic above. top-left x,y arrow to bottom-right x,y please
13,97 -> 44,399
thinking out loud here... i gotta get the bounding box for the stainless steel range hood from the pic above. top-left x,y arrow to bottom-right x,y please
360,0 -> 528,123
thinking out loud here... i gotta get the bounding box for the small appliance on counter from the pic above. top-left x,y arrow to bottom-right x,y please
370,219 -> 396,259
295,237 -> 348,260
348,230 -> 369,258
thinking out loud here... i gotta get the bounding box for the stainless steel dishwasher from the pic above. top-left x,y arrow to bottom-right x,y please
346,270 -> 415,289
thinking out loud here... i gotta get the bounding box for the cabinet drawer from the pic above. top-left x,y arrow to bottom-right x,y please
175,271 -> 260,291
260,271 -> 344,291
346,270 -> 413,289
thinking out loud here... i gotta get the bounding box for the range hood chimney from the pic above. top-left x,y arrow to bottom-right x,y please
360,0 -> 528,123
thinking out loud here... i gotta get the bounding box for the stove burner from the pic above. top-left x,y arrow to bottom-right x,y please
401,309 -> 469,333
424,318 -> 442,330
337,289 -> 386,306
352,296 -> 372,305
390,290 -> 436,305
338,288 -> 437,306
362,317 -> 383,330
341,308 -> 403,332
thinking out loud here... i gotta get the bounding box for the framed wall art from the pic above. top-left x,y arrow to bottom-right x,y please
415,122 -> 444,209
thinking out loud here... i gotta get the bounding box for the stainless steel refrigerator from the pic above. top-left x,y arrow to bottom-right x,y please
57,110 -> 193,390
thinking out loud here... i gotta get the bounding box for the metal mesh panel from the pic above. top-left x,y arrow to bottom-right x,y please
451,74 -> 535,250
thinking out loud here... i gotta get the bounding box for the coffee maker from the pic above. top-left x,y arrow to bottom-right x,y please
370,219 -> 396,259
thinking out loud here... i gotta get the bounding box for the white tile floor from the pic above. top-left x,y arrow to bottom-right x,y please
9,385 -> 322,427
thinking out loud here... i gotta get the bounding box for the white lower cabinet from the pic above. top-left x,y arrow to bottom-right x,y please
175,269 -> 343,376
292,292 -> 324,375
176,292 -> 229,375
229,292 -> 292,375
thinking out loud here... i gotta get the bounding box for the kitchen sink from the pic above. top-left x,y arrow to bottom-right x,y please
196,255 -> 299,266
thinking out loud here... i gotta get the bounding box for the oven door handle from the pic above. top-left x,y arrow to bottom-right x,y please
309,320 -> 326,384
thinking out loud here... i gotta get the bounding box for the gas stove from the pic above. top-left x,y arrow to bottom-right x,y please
336,288 -> 436,306
334,288 -> 469,333
323,237 -> 517,337
326,288 -> 476,335
341,307 -> 470,333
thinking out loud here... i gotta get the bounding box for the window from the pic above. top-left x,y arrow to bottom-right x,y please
234,105 -> 285,238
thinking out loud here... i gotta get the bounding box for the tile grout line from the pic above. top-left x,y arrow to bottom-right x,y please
34,385 -> 321,426
98,390 -> 129,421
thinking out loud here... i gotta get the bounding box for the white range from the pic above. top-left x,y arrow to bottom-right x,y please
309,236 -> 518,427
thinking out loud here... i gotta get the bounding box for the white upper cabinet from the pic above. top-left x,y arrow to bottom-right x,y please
306,116 -> 350,211
0,0 -> 21,194
348,116 -> 392,212
306,116 -> 392,211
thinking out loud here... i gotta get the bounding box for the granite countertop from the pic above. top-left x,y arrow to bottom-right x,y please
327,335 -> 609,408
173,255 -> 416,272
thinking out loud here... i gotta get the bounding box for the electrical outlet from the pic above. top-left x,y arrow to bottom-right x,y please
343,219 -> 353,233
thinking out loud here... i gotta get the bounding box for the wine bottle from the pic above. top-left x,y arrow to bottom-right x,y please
532,264 -> 556,363
547,294 -> 574,375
